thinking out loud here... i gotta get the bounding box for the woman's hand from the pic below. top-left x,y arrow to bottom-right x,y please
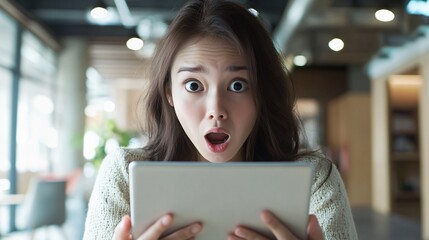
228,211 -> 323,240
112,214 -> 203,240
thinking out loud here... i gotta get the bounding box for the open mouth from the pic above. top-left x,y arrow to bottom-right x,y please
205,132 -> 230,145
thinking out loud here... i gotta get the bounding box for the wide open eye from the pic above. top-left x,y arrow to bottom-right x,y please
228,79 -> 248,93
185,80 -> 203,92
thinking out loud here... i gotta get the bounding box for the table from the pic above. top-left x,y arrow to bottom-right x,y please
0,194 -> 25,206
0,194 -> 25,237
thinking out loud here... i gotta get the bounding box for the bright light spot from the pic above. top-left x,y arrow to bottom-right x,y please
329,38 -> 344,52
86,67 -> 103,84
248,8 -> 259,16
83,131 -> 100,160
105,138 -> 119,154
85,105 -> 99,117
0,179 -> 10,191
126,37 -> 144,51
33,95 -> 54,114
104,100 -> 115,113
42,127 -> 58,149
87,7 -> 118,25
293,55 -> 307,66
375,9 -> 395,22
407,0 -> 429,16
90,7 -> 108,19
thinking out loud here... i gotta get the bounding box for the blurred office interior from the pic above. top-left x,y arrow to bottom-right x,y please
0,0 -> 428,239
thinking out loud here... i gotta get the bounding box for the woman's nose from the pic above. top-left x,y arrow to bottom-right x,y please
207,92 -> 227,120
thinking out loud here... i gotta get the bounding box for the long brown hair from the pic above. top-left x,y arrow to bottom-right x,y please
143,0 -> 302,162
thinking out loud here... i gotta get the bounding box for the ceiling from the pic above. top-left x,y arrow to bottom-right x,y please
11,0 -> 427,83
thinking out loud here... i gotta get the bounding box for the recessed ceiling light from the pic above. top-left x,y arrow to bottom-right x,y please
328,38 -> 344,52
375,9 -> 395,22
90,7 -> 108,19
126,37 -> 144,51
293,55 -> 307,66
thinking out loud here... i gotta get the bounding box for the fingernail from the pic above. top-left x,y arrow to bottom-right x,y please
235,228 -> 246,238
161,215 -> 171,226
191,224 -> 202,234
261,211 -> 272,223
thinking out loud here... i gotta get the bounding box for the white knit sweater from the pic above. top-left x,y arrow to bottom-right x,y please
83,148 -> 358,239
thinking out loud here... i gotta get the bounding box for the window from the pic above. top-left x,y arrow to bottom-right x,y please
16,30 -> 57,173
0,10 -> 16,68
0,9 -> 16,172
20,31 -> 56,82
16,79 -> 56,172
0,68 -> 12,172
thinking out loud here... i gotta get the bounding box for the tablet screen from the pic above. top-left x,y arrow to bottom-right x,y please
129,161 -> 313,239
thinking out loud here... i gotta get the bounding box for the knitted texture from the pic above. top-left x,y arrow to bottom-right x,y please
83,148 -> 358,239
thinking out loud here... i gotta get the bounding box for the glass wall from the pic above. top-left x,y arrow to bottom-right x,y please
16,79 -> 56,172
16,31 -> 57,174
0,69 -> 12,173
0,8 -> 16,234
0,10 -> 16,68
0,7 -> 58,233
0,6 -> 16,175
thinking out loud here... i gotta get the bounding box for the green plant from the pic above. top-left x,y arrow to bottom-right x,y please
91,119 -> 135,168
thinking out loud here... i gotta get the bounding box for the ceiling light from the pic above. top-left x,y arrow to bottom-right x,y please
375,9 -> 395,22
248,8 -> 259,16
90,0 -> 108,19
126,37 -> 144,51
293,55 -> 307,66
328,38 -> 344,52
90,7 -> 108,19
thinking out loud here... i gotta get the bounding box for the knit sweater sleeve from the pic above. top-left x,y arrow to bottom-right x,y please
83,148 -> 141,240
304,157 -> 358,240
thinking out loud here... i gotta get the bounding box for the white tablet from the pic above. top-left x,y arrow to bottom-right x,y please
129,161 -> 313,239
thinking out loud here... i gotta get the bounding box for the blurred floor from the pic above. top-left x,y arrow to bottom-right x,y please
353,207 -> 421,240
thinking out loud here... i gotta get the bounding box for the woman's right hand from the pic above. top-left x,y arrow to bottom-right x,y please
113,214 -> 203,240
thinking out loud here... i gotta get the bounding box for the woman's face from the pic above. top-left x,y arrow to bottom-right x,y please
169,36 -> 257,163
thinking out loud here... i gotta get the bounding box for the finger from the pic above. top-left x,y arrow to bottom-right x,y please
227,233 -> 245,240
137,214 -> 173,240
307,215 -> 324,240
233,226 -> 270,240
260,210 -> 297,240
112,215 -> 132,240
162,222 -> 203,240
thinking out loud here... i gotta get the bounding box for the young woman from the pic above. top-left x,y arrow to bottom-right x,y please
84,0 -> 358,239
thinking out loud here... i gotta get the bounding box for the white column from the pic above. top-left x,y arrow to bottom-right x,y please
419,53 -> 429,240
371,77 -> 391,213
54,37 -> 88,174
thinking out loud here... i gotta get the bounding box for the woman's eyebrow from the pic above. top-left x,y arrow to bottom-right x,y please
177,66 -> 205,73
177,65 -> 247,73
226,65 -> 247,71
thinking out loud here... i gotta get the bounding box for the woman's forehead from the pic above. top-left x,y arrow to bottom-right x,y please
173,36 -> 245,64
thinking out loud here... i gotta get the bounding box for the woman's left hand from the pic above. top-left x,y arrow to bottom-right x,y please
228,210 -> 324,240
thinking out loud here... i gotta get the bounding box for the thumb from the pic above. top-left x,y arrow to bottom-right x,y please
113,215 -> 132,240
307,215 -> 324,240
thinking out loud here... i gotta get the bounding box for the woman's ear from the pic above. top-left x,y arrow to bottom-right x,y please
166,92 -> 174,107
